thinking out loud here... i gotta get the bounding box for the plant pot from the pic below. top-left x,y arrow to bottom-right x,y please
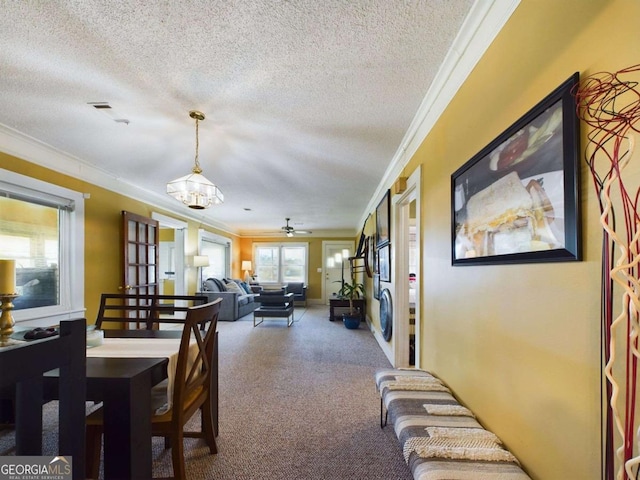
342,314 -> 361,329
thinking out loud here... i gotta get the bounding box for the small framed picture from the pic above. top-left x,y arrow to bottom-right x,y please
378,243 -> 390,282
373,274 -> 380,300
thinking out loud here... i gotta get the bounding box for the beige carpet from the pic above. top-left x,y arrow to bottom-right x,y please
1,305 -> 412,479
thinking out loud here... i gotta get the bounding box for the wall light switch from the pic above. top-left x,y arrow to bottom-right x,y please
317,267 -> 322,273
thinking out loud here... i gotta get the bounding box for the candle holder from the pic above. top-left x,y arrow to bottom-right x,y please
0,294 -> 19,346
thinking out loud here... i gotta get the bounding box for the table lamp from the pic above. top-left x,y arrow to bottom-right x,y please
192,255 -> 209,291
242,261 -> 252,283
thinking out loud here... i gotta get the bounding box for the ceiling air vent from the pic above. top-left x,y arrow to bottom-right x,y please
88,102 -> 129,125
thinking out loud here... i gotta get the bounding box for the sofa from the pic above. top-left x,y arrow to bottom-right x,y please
201,277 -> 259,321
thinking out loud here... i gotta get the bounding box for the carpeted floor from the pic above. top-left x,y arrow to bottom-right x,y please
1,305 -> 413,479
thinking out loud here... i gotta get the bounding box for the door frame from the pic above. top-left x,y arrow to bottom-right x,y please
393,166 -> 421,368
152,212 -> 187,296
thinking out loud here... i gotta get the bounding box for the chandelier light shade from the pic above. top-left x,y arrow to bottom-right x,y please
167,110 -> 224,209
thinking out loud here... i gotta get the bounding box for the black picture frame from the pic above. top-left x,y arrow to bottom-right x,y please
378,243 -> 391,282
373,274 -> 380,300
451,73 -> 581,266
368,235 -> 376,276
376,190 -> 391,247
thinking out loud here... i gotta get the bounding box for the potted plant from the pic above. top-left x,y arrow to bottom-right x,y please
337,279 -> 365,329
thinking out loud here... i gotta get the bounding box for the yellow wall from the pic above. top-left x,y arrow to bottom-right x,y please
374,1 -> 635,478
239,236 -> 356,300
0,150 -> 353,315
2,1 -> 637,476
159,228 -> 174,241
0,151 -> 240,323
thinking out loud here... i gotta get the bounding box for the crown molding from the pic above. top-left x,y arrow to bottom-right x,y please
0,0 -> 520,237
0,122 -> 235,235
359,0 -> 521,226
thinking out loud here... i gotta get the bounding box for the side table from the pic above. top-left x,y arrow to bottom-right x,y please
329,298 -> 366,322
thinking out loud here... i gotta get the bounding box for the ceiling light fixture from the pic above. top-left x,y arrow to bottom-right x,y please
166,110 -> 224,209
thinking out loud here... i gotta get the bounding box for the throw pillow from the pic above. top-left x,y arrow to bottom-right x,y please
212,278 -> 227,291
239,281 -> 252,294
224,280 -> 244,294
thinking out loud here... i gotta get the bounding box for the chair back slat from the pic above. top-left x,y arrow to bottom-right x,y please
95,293 -> 208,329
172,299 -> 222,419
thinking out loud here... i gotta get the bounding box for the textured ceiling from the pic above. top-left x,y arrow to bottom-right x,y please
0,1 -> 511,237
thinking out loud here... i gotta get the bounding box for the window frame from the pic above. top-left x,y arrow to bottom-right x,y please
0,168 -> 85,326
253,242 -> 309,285
198,229 -> 232,280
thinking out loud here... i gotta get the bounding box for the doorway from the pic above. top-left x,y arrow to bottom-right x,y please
393,167 -> 421,368
322,241 -> 355,304
152,213 -> 187,297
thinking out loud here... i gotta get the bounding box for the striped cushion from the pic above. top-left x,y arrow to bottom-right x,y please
375,368 -> 532,480
375,368 -> 436,393
409,456 -> 532,480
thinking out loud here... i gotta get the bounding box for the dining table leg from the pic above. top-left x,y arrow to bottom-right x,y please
14,376 -> 43,455
102,373 -> 153,480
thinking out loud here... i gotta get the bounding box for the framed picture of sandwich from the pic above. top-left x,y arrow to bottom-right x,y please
451,73 -> 581,266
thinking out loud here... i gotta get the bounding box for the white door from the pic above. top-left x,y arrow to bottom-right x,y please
322,241 -> 355,304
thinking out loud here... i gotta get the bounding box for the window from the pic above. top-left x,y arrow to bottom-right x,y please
253,243 -> 308,284
199,230 -> 230,280
0,168 -> 84,325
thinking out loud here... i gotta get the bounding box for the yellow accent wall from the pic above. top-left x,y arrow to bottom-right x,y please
382,1 -> 636,478
0,151 -> 357,314
159,228 -> 174,241
1,1 -> 637,476
0,151 -> 240,323
239,236 -> 356,301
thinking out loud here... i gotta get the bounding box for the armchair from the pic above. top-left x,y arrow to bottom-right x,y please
285,282 -> 307,306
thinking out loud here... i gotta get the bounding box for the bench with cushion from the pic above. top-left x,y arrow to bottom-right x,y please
375,368 -> 531,480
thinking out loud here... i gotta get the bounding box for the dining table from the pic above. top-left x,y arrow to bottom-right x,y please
43,327 -> 219,480
1,319 -> 86,480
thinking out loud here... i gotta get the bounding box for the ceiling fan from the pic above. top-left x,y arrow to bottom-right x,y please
281,218 -> 311,237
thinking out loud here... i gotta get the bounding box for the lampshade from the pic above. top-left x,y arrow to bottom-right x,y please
241,261 -> 252,271
167,110 -> 224,209
191,255 -> 210,267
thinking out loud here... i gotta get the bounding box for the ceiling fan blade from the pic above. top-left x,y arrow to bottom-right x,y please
279,218 -> 310,235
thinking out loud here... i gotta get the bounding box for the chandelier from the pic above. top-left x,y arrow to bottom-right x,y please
166,110 -> 224,209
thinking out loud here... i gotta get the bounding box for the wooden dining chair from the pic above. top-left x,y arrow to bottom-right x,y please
95,293 -> 209,330
86,298 -> 222,480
